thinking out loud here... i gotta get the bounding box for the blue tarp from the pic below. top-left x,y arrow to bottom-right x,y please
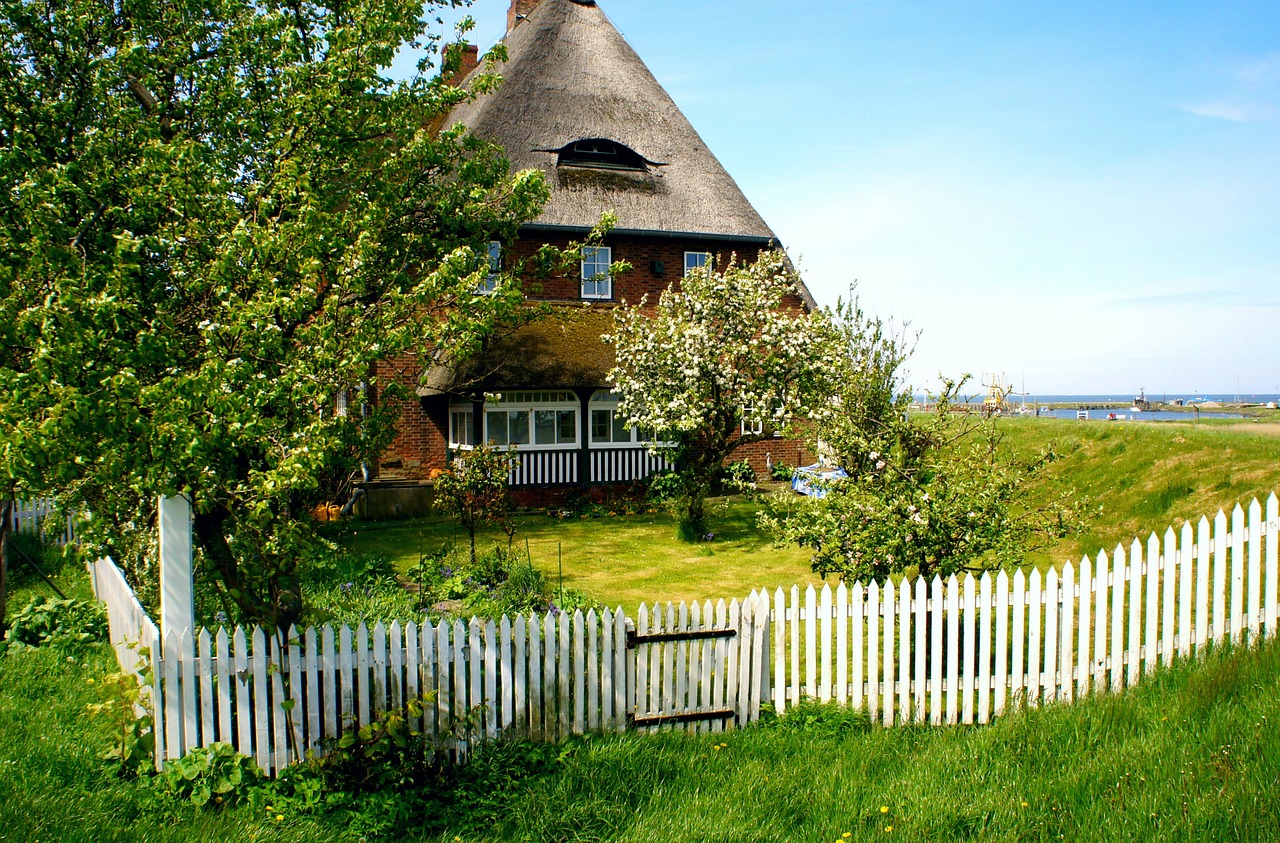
791,463 -> 847,498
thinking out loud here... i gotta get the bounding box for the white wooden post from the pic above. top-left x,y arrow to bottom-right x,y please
159,495 -> 194,659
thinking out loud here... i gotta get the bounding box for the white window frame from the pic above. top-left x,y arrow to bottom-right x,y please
580,246 -> 612,299
684,251 -> 712,277
483,391 -> 580,450
475,240 -> 502,295
448,405 -> 475,448
589,390 -> 664,448
740,406 -> 764,437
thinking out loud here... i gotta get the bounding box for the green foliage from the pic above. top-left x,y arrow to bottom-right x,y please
84,646 -> 156,777
154,742 -> 264,808
408,541 -> 596,619
756,698 -> 872,736
768,460 -> 794,481
1,595 -> 106,655
607,250 -> 843,533
721,459 -> 757,490
0,0 -> 554,626
434,443 -> 518,565
763,294 -> 1085,581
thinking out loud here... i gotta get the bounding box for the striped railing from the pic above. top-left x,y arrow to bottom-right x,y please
589,446 -> 672,483
507,449 -> 578,486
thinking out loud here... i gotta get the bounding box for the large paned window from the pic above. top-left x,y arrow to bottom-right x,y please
589,390 -> 659,446
581,246 -> 612,299
483,391 -> 579,449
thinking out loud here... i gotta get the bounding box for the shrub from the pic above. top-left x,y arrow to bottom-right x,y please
153,742 -> 265,808
1,595 -> 106,656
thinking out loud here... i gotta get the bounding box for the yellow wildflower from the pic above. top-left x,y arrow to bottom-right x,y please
880,806 -> 889,814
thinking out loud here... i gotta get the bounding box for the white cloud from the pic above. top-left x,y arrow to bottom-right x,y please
1183,100 -> 1267,122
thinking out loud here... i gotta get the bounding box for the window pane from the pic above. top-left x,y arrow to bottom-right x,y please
509,410 -> 530,445
591,410 -> 611,442
534,409 -> 556,445
485,411 -> 507,445
611,412 -> 629,443
558,410 -> 577,444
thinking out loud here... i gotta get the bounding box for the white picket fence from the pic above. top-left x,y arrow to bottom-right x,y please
9,497 -> 76,545
89,558 -> 770,775
90,494 -> 1279,775
769,495 -> 1280,725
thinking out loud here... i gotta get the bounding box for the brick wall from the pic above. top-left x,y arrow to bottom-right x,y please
500,232 -> 807,313
372,355 -> 450,482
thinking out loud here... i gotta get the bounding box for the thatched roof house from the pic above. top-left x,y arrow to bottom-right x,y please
369,0 -> 814,509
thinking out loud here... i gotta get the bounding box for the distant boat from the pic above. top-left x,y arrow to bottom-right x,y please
1132,388 -> 1151,413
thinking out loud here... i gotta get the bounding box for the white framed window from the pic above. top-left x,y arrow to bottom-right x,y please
335,390 -> 349,418
475,241 -> 502,294
448,406 -> 475,448
589,390 -> 659,447
740,406 -> 764,437
684,251 -> 712,277
581,246 -> 612,299
483,391 -> 579,449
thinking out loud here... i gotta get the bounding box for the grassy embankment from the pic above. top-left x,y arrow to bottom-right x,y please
329,416 -> 1280,611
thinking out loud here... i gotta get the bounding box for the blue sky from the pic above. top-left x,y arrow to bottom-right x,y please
398,0 -> 1280,396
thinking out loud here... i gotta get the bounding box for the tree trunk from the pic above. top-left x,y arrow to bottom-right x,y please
191,505 -> 273,624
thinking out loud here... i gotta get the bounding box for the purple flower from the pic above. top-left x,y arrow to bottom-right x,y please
340,582 -> 354,595
440,566 -> 454,577
214,611 -> 229,625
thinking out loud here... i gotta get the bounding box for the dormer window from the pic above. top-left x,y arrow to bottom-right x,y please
547,138 -> 663,172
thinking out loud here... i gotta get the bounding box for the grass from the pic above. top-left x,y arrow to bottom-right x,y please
323,496 -> 826,614
996,416 -> 1280,569
435,638 -> 1280,842
3,573 -> 1279,842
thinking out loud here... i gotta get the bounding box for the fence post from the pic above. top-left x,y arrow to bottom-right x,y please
159,494 -> 195,661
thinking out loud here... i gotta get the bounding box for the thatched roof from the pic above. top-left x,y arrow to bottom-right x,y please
448,0 -> 777,242
419,306 -> 616,396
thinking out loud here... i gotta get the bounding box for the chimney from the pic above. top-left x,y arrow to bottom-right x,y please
444,42 -> 480,86
507,0 -> 540,33
459,43 -> 479,78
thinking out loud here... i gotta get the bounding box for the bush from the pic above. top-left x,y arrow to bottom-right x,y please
1,596 -> 106,656
769,460 -> 793,481
153,742 -> 265,808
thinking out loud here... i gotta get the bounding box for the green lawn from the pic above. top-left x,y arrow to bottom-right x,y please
325,495 -> 828,614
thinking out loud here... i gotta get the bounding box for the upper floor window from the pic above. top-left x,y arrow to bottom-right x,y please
551,138 -> 661,172
581,246 -> 612,299
684,251 -> 712,277
475,241 -> 502,294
